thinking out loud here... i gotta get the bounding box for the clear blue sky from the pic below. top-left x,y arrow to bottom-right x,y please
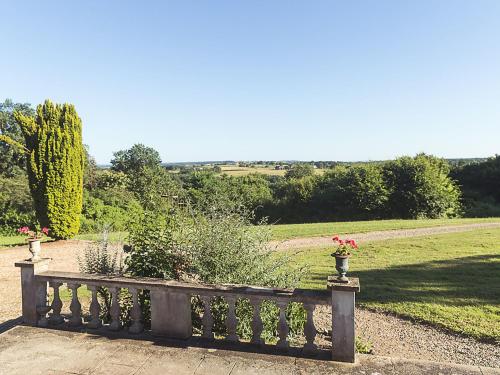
1,1 -> 499,164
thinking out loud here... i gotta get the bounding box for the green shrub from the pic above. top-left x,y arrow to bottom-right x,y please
77,229 -> 127,323
80,187 -> 142,233
125,210 -> 185,279
124,200 -> 307,342
356,336 -> 373,354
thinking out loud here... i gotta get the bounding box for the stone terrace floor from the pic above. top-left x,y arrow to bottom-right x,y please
0,325 -> 498,375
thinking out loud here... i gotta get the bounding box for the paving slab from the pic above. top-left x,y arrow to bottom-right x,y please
0,325 -> 498,375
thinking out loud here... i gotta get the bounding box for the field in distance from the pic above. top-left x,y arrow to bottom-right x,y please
217,165 -> 326,176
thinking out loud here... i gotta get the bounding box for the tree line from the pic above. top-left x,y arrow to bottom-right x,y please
1,99 -> 499,237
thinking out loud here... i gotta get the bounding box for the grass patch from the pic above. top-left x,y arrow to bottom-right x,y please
291,228 -> 500,343
270,217 -> 500,240
74,231 -> 128,242
0,231 -> 128,248
57,285 -> 91,302
0,235 -> 52,248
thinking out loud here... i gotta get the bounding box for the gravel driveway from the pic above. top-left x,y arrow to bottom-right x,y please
272,222 -> 500,250
1,227 -> 499,368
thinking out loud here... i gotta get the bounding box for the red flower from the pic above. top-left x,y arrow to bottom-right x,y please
18,226 -> 30,234
41,227 -> 49,235
332,235 -> 340,242
338,239 -> 345,245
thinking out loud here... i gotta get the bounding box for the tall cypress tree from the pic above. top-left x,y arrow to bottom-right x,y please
14,100 -> 84,239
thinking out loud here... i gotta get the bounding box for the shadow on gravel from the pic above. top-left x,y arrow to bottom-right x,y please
0,317 -> 22,334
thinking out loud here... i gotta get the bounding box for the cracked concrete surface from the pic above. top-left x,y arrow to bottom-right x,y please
0,326 -> 498,375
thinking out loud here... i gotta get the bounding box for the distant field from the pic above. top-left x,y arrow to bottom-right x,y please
218,165 -> 326,177
220,165 -> 286,176
270,217 -> 500,241
291,228 -> 500,342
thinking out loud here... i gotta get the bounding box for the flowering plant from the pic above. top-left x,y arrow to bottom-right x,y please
331,235 -> 358,256
17,226 -> 49,240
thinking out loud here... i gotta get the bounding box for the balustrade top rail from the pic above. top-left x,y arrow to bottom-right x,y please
36,270 -> 332,304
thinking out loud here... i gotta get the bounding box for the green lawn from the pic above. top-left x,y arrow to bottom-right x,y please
290,228 -> 500,343
2,218 -> 500,248
0,231 -> 128,248
270,217 -> 500,240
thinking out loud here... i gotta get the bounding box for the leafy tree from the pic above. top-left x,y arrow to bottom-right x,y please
285,163 -> 315,179
0,99 -> 34,176
111,144 -> 162,175
110,144 -> 181,210
451,155 -> 500,216
80,187 -> 143,233
267,175 -> 318,222
383,154 -> 461,219
181,171 -> 272,215
0,174 -> 36,234
315,165 -> 389,220
14,100 -> 85,239
83,145 -> 98,190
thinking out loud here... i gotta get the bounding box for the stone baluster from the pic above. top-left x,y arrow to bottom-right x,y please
276,301 -> 289,349
49,282 -> 64,325
68,283 -> 83,326
87,285 -> 102,329
35,281 -> 50,327
250,297 -> 263,345
303,303 -> 317,353
108,287 -> 121,331
201,295 -> 214,339
225,296 -> 239,342
129,288 -> 143,334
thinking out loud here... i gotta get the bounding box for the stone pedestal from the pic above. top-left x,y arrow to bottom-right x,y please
15,258 -> 51,325
151,289 -> 192,339
327,276 -> 360,363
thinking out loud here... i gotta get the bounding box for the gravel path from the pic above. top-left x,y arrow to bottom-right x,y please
273,222 -> 500,250
313,306 -> 500,368
0,240 -> 107,324
1,232 -> 499,368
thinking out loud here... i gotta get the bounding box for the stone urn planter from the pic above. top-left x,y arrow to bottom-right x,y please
333,254 -> 350,283
17,226 -> 49,261
331,235 -> 359,283
27,239 -> 42,261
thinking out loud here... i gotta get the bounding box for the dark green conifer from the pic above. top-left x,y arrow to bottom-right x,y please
15,100 -> 84,239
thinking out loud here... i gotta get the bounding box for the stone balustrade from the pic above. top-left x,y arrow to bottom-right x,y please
15,258 -> 360,363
